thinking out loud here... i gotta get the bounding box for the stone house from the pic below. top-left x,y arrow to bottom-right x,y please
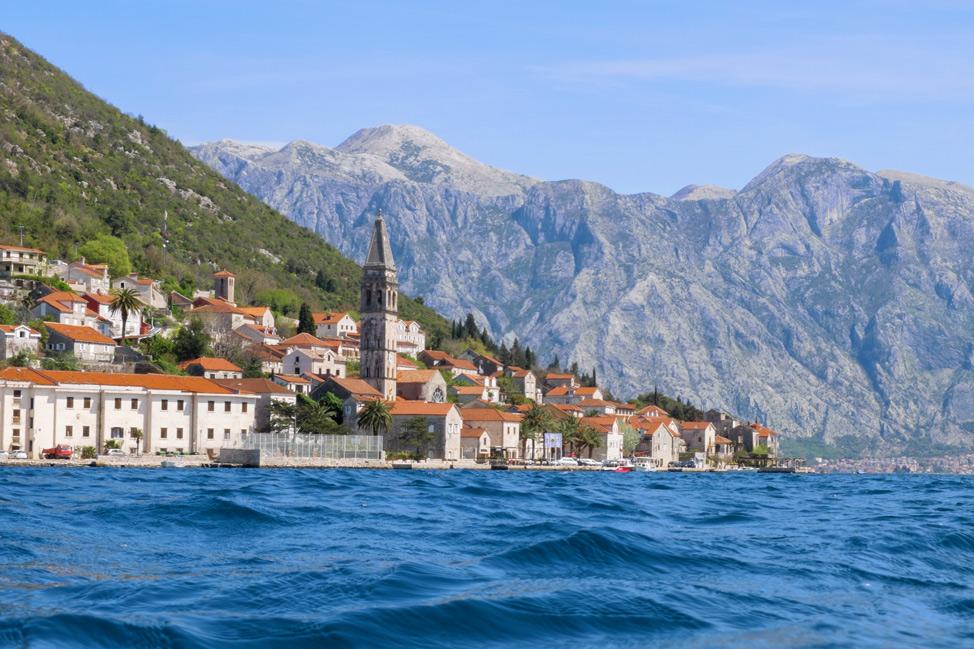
237,306 -> 275,330
31,290 -> 103,330
703,409 -> 743,438
504,367 -> 542,403
632,420 -> 680,468
395,369 -> 448,403
680,421 -> 717,457
459,408 -> 522,459
309,376 -> 384,424
112,273 -> 167,309
576,398 -> 617,416
0,325 -> 40,360
235,323 -> 281,346
714,435 -> 735,463
543,372 -> 576,391
44,323 -> 116,364
453,373 -> 500,402
387,401 -> 463,460
460,425 -> 490,459
56,259 -> 111,293
449,384 -> 488,403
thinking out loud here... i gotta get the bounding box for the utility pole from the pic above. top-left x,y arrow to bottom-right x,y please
162,210 -> 169,265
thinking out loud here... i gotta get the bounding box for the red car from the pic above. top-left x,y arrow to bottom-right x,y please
42,445 -> 73,459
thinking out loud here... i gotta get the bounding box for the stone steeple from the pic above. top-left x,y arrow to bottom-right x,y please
359,210 -> 398,401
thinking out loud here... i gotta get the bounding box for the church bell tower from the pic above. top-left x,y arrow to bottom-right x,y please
359,210 -> 398,400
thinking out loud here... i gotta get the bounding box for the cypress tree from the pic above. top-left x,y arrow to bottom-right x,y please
297,302 -> 315,335
463,313 -> 478,339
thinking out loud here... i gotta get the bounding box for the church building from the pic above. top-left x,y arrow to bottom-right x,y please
359,211 -> 399,400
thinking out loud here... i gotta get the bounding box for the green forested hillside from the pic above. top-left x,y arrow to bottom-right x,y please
0,32 -> 448,338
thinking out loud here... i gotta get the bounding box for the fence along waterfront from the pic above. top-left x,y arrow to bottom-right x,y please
231,433 -> 383,459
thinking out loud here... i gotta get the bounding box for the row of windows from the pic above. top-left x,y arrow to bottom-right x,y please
63,427 -> 250,439
62,398 -> 247,413
206,428 -> 247,440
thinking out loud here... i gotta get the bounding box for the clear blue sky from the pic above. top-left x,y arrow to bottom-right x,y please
6,1 -> 974,195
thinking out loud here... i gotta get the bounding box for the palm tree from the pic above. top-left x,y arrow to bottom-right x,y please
131,428 -> 144,456
109,287 -> 142,346
580,425 -> 605,459
520,405 -> 552,460
298,398 -> 343,435
357,399 -> 392,437
557,416 -> 583,457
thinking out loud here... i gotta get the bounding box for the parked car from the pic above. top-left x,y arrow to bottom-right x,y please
12,450 -> 28,459
0,450 -> 8,461
106,449 -> 126,456
577,458 -> 599,467
553,457 -> 579,466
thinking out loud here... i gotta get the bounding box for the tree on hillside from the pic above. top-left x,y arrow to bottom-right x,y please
109,287 -> 142,346
173,318 -> 212,362
297,302 -> 315,335
78,234 -> 131,278
357,399 -> 392,437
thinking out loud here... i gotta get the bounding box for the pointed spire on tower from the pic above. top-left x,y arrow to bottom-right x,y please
364,209 -> 396,271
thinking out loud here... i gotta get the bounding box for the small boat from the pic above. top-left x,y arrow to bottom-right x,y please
602,460 -> 634,472
161,460 -> 187,468
633,458 -> 658,472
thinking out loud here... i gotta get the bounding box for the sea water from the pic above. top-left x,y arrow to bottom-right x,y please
0,468 -> 972,648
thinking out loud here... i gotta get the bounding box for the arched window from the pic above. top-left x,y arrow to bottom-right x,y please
366,289 -> 371,306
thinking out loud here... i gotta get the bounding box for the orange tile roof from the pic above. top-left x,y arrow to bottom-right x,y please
325,376 -> 383,398
41,370 -> 237,394
178,357 -> 243,372
0,244 -> 45,254
238,306 -> 271,318
396,369 -> 440,384
313,312 -> 352,325
545,373 -> 574,380
450,385 -> 485,395
461,426 -> 488,439
635,405 -> 670,417
0,367 -> 56,385
750,423 -> 779,437
577,398 -> 614,408
390,401 -> 457,417
212,378 -> 294,395
83,292 -> 116,304
0,324 -> 39,335
273,374 -> 311,384
190,302 -> 245,315
545,386 -> 570,396
396,355 -> 419,368
552,404 -> 584,412
460,408 -> 522,423
279,333 -> 328,347
444,358 -> 477,371
714,436 -> 733,444
421,350 -> 453,362
681,421 -> 713,431
44,322 -> 116,345
213,270 -> 236,277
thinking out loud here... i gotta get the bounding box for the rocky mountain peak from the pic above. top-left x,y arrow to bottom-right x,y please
670,184 -> 738,201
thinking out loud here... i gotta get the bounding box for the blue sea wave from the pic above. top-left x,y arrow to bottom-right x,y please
0,469 -> 972,648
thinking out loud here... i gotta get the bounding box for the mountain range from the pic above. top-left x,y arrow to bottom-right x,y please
192,126 -> 974,455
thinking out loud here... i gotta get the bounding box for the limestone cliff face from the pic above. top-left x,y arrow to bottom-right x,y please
192,127 -> 974,452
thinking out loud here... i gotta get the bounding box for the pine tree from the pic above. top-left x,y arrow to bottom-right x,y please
570,361 -> 579,379
525,346 -> 535,369
511,338 -> 526,367
552,353 -> 560,370
499,341 -> 510,365
592,367 -> 597,387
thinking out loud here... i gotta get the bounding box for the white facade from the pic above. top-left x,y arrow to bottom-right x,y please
0,369 -> 256,458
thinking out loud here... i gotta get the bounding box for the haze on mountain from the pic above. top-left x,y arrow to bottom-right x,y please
192,125 -> 974,456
